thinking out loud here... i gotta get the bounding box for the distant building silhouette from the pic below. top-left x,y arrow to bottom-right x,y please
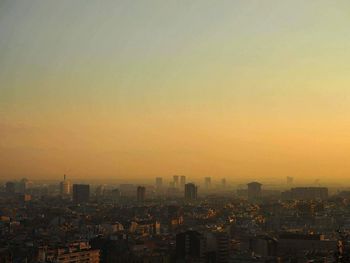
173,175 -> 179,188
18,178 -> 29,194
137,186 -> 146,202
60,174 -> 72,196
185,183 -> 197,200
176,230 -> 206,262
204,177 -> 211,190
180,176 -> 186,189
247,182 -> 262,201
73,184 -> 90,203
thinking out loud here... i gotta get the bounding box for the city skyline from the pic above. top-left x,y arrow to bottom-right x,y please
2,1 -> 350,182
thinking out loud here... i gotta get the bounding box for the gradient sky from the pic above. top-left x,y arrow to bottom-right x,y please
1,0 -> 350,183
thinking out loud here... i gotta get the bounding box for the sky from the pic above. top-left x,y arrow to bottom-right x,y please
1,0 -> 350,183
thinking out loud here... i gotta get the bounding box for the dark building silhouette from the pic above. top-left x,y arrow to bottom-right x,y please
215,232 -> 230,263
180,175 -> 186,189
137,186 -> 146,202
173,175 -> 179,188
176,230 -> 206,262
247,182 -> 262,201
73,184 -> 90,203
18,178 -> 29,194
185,183 -> 197,200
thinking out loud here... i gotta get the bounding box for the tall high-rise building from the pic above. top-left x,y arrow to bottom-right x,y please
180,176 -> 186,189
60,174 -> 72,196
204,177 -> 211,190
73,184 -> 90,203
173,175 -> 179,188
185,183 -> 197,200
155,177 -> 163,190
137,186 -> 146,202
176,231 -> 206,262
247,182 -> 262,201
287,176 -> 294,185
214,232 -> 230,263
5,181 -> 15,194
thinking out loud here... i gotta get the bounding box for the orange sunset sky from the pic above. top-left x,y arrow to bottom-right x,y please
1,0 -> 350,183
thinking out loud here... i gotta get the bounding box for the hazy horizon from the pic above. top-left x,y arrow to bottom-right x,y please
1,1 -> 350,182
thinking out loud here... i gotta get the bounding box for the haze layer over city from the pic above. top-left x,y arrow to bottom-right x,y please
2,0 -> 350,184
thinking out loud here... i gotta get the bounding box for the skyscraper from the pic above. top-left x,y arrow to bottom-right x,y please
73,184 -> 90,203
137,186 -> 146,202
247,182 -> 262,201
214,232 -> 230,263
180,176 -> 186,189
173,175 -> 179,188
176,230 -> 206,262
185,183 -> 197,200
60,174 -> 72,196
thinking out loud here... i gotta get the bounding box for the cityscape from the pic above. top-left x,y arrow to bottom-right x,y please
2,0 -> 350,262
1,176 -> 350,262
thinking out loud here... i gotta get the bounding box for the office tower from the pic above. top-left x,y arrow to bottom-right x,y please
214,232 -> 230,263
176,230 -> 206,262
287,176 -> 294,185
137,186 -> 146,202
173,175 -> 179,188
221,178 -> 226,189
155,177 -> 163,189
247,182 -> 262,201
204,177 -> 211,189
60,174 -> 72,196
5,181 -> 15,194
180,176 -> 186,189
73,184 -> 90,203
185,183 -> 197,200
